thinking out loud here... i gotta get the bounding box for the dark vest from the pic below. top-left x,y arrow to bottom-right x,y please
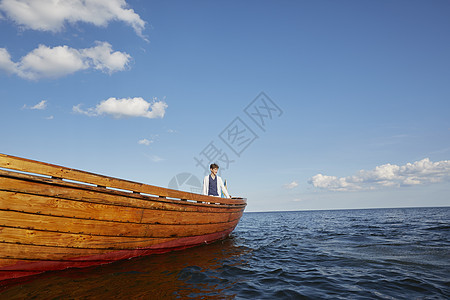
208,175 -> 218,196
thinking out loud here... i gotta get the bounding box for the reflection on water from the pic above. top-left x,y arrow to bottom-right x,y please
0,236 -> 251,299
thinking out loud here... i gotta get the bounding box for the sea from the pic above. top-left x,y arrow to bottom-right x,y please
1,207 -> 448,299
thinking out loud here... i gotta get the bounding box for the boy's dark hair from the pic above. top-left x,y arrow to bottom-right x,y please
210,163 -> 219,170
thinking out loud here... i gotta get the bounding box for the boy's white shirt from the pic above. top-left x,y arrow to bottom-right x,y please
203,175 -> 230,198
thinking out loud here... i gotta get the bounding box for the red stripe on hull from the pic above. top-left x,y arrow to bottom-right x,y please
0,227 -> 234,284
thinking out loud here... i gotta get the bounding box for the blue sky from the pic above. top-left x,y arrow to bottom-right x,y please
1,0 -> 449,212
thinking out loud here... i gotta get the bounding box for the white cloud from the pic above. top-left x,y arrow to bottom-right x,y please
0,42 -> 130,80
0,0 -> 146,38
80,42 -> 131,74
149,155 -> 164,162
72,104 -> 90,116
0,48 -> 17,74
138,139 -> 153,146
143,153 -> 164,163
73,97 -> 168,119
23,99 -> 47,110
19,45 -> 86,79
283,181 -> 299,189
309,158 -> 450,192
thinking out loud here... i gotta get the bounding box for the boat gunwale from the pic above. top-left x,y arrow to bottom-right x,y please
0,153 -> 246,206
0,170 -> 246,212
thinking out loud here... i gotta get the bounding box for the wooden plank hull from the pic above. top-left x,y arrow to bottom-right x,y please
0,154 -> 247,283
0,228 -> 235,282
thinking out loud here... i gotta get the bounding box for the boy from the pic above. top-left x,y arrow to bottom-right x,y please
202,163 -> 230,198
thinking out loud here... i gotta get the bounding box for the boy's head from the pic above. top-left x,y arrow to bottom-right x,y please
210,163 -> 219,170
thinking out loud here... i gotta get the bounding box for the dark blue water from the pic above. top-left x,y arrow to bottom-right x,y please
1,207 -> 449,299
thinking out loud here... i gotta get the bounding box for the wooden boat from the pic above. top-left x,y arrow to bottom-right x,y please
0,154 -> 246,283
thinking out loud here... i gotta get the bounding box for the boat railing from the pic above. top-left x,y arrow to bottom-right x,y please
0,154 -> 246,206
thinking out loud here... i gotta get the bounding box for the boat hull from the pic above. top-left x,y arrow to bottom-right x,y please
0,227 -> 235,282
0,154 -> 246,283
